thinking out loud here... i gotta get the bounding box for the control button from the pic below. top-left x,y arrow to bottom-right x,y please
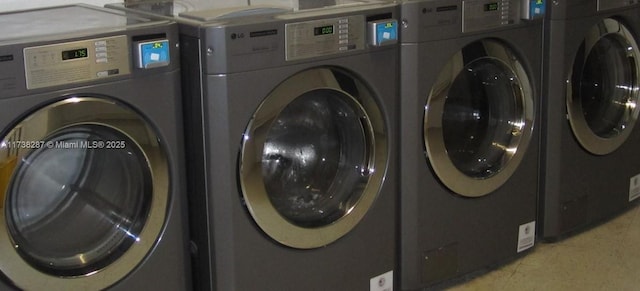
135,39 -> 170,69
97,69 -> 119,78
96,58 -> 109,63
95,46 -> 107,52
96,52 -> 108,58
95,40 -> 107,46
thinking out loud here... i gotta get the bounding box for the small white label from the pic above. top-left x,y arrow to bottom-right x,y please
370,270 -> 393,291
629,174 -> 640,202
517,221 -> 536,253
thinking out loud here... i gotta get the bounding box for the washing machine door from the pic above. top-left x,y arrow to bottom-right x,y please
240,67 -> 388,249
0,97 -> 169,290
424,39 -> 535,197
567,18 -> 640,155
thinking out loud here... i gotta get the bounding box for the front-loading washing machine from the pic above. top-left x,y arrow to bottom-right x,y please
540,0 -> 640,239
107,1 -> 399,290
399,0 -> 544,288
0,4 -> 191,290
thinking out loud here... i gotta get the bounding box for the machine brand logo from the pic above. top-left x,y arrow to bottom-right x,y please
0,55 -> 14,62
230,32 -> 245,40
231,29 -> 279,40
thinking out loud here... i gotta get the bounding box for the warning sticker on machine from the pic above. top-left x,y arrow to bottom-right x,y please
629,174 -> 640,202
517,221 -> 536,253
370,270 -> 393,291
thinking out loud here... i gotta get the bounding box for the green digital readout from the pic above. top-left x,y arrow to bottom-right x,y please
62,48 -> 88,60
484,2 -> 499,11
314,25 -> 334,36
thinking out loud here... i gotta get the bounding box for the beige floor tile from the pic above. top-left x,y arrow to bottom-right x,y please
501,270 -> 605,291
433,204 -> 640,290
516,243 -> 561,268
445,269 -> 513,291
561,218 -> 631,249
603,267 -> 640,291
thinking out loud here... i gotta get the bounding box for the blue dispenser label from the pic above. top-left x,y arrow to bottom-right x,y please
138,39 -> 170,69
369,19 -> 398,47
377,21 -> 398,42
530,0 -> 545,19
376,21 -> 398,45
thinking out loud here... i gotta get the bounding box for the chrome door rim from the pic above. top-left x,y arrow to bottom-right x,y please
567,18 -> 640,156
424,39 -> 535,197
239,67 -> 388,249
0,97 -> 168,290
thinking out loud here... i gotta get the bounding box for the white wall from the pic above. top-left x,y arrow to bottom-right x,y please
0,0 -> 253,12
0,0 -> 123,12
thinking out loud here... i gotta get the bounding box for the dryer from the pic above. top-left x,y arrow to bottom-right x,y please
540,0 -> 640,239
0,5 -> 190,290
399,0 -> 543,288
107,1 -> 399,290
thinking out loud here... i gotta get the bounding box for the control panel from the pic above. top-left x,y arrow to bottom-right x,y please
598,0 -> 639,11
23,35 -> 172,90
462,0 -> 544,32
24,35 -> 131,90
462,0 -> 520,33
284,15 -> 398,61
285,16 -> 366,61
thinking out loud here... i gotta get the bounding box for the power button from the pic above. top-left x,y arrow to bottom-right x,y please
135,39 -> 170,69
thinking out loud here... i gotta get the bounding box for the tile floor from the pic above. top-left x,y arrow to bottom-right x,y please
433,203 -> 640,290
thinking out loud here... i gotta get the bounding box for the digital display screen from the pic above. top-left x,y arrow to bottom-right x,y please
314,25 -> 334,36
484,2 -> 499,11
62,48 -> 88,60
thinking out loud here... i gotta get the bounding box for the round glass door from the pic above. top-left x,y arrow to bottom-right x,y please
8,125 -> 150,276
0,97 -> 169,290
239,67 -> 388,249
567,18 -> 640,155
424,40 -> 535,197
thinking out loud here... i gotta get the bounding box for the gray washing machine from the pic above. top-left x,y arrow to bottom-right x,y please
0,5 -> 191,290
399,0 -> 543,288
540,1 -> 640,239
107,1 -> 399,290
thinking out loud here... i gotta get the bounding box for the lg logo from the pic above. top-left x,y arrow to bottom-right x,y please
230,33 -> 245,40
